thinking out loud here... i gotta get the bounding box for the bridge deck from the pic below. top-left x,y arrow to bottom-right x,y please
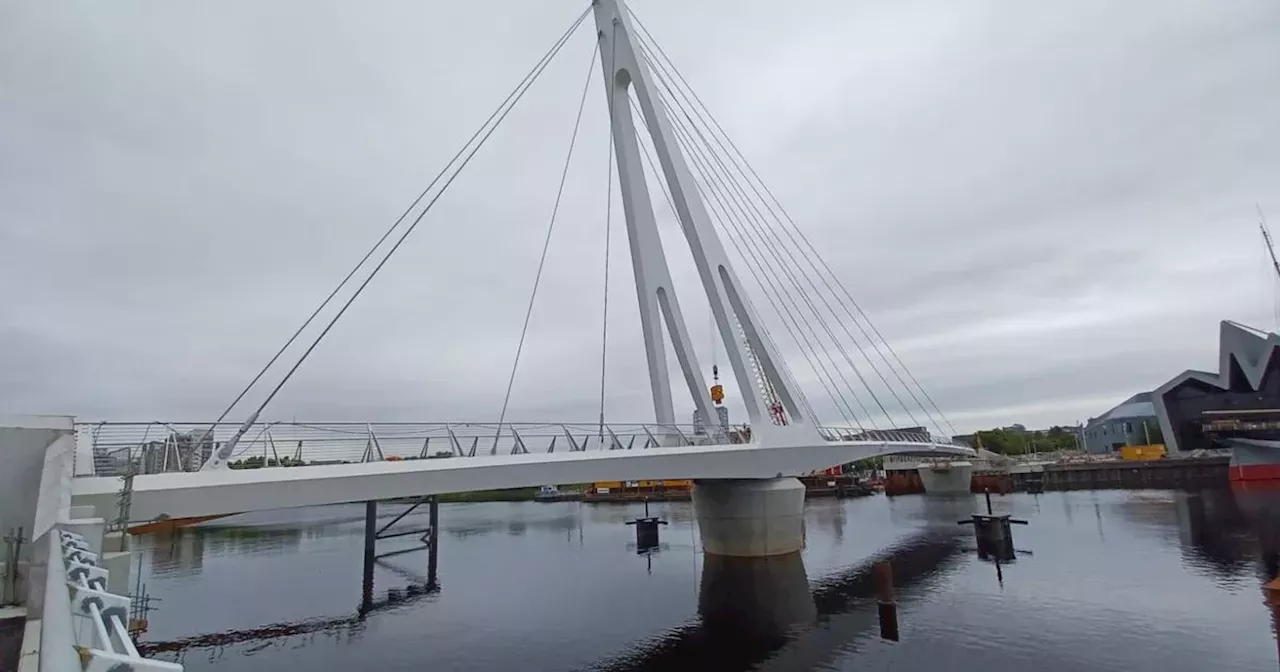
71,439 -> 971,521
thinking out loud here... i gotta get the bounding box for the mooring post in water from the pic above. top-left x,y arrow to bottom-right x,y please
362,500 -> 377,613
627,498 -> 667,554
960,490 -> 1027,566
875,560 -> 899,641
427,495 -> 439,586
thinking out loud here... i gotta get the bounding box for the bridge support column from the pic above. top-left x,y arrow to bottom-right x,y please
693,478 -> 805,557
360,496 -> 440,614
361,501 -> 376,613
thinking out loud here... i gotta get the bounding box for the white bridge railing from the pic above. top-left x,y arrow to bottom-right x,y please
75,421 -> 964,477
47,528 -> 180,671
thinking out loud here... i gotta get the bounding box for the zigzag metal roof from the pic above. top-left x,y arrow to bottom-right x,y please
1152,321 -> 1280,452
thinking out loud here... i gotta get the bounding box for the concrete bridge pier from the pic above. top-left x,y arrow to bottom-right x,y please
692,478 -> 806,557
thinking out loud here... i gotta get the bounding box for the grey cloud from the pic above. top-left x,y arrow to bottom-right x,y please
2,0 -> 1278,435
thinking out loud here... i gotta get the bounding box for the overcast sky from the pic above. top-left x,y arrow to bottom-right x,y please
3,0 -> 1278,434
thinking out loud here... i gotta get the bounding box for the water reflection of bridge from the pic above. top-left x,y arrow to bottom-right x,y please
582,530 -> 965,672
136,528 -> 964,669
138,559 -> 440,662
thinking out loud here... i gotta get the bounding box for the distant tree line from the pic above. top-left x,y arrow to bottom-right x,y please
972,425 -> 1081,455
227,450 -> 456,469
228,455 -> 306,469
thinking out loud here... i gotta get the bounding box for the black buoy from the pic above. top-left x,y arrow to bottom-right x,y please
958,489 -> 1027,563
627,499 -> 668,553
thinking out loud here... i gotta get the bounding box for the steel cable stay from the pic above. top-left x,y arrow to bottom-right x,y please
661,109 -> 869,430
598,19 -> 620,441
626,40 -> 878,431
188,8 -> 595,459
667,105 -> 935,434
493,43 -> 600,455
633,37 -> 907,435
629,10 -> 955,437
628,53 -> 878,430
654,68 -> 926,432
624,14 -> 936,430
669,98 -> 937,433
627,91 -> 829,428
640,88 -> 872,431
626,89 -> 843,429
626,88 -> 823,428
626,84 -> 863,431
202,8 -> 592,465
627,91 -> 829,430
628,19 -> 953,436
639,49 -> 913,432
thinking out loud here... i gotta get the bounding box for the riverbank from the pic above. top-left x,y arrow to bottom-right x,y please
404,477 -> 874,504
887,455 -> 1233,495
435,487 -> 546,503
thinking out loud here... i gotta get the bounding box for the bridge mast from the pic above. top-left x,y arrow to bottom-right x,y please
591,0 -> 814,441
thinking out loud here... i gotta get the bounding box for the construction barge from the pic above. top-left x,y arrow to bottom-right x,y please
567,476 -> 874,503
887,454 -> 1232,495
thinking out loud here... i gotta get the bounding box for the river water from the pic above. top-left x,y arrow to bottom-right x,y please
132,489 -> 1280,671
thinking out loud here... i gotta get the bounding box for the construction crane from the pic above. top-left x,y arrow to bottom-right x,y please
1261,205 -> 1280,283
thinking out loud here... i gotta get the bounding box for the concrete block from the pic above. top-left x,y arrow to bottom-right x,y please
68,506 -> 95,520
101,553 -> 131,596
61,518 -> 104,555
100,532 -> 127,554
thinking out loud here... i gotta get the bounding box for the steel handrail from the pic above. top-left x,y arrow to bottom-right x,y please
48,528 -> 181,670
76,420 -> 968,476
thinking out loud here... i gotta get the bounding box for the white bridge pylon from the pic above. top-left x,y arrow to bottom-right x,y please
594,0 -> 810,443
164,0 -> 972,496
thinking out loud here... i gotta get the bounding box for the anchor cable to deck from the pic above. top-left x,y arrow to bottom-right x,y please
598,19 -> 619,441
651,81 -> 885,428
632,30 -> 885,429
628,10 -> 956,437
627,47 -> 870,430
627,90 -> 841,429
494,43 -> 600,454
204,7 -> 592,463
654,89 -> 874,429
201,8 -> 592,447
634,9 -> 954,437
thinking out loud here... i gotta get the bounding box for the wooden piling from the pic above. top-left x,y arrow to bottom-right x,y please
874,560 -> 899,641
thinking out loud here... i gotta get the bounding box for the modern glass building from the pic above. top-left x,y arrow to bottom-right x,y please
1153,321 -> 1280,481
1082,392 -> 1158,454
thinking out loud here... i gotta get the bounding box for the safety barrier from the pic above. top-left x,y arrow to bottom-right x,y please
45,529 -> 180,671
75,421 -> 969,477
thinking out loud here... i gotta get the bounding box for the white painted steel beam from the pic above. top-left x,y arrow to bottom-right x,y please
594,0 -> 711,430
70,441 -> 972,522
592,0 -> 813,438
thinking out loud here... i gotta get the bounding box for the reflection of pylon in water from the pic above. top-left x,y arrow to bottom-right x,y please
736,319 -> 787,426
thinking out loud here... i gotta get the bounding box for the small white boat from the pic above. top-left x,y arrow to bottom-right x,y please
535,485 -> 562,501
